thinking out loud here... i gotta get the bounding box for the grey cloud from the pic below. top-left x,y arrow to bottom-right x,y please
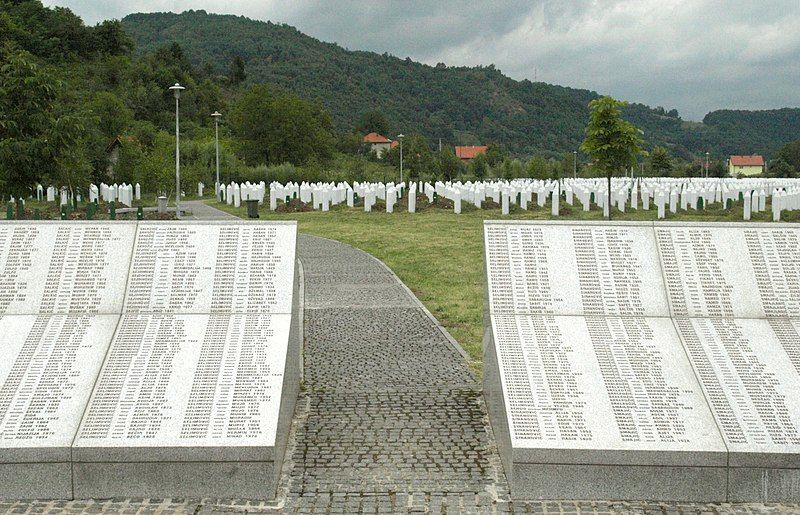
46,0 -> 800,120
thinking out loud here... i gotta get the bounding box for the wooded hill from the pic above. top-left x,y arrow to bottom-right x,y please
122,10 -> 800,160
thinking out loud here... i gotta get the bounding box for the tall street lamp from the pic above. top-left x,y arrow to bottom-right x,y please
705,151 -> 710,178
397,134 -> 405,184
573,150 -> 577,179
212,111 -> 222,202
169,83 -> 185,218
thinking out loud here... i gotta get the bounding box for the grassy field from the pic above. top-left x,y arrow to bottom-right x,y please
209,196 -> 798,374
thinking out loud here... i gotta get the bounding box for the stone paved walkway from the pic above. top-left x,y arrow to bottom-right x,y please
3,208 -> 799,513
182,199 -> 239,220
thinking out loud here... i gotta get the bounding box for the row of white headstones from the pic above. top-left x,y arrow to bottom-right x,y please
266,177 -> 800,221
27,177 -> 800,221
212,181 -> 267,207
30,183 -> 142,207
29,181 -> 267,208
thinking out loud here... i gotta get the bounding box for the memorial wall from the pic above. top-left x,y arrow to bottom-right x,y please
0,221 -> 299,500
484,221 -> 800,502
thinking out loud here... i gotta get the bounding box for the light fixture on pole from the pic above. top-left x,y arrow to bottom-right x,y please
397,134 -> 405,184
705,151 -> 710,178
212,111 -> 222,202
169,82 -> 185,218
573,150 -> 577,179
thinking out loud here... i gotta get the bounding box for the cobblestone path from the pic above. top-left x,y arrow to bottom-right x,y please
3,227 -> 799,514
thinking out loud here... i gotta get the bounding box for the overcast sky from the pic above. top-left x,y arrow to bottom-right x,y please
47,0 -> 799,120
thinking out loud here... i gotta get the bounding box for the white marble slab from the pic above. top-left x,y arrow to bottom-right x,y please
674,317 -> 800,467
123,223 -> 296,314
0,223 -> 136,315
484,222 -> 669,317
490,314 -> 726,466
0,314 -> 119,462
656,226 -> 800,318
74,313 -> 292,462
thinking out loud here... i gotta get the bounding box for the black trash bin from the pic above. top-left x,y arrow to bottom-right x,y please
246,199 -> 260,218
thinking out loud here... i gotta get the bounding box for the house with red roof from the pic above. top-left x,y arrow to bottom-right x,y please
728,155 -> 765,177
363,132 -> 394,158
455,146 -> 488,162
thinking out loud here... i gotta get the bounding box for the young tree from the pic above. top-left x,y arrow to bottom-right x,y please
437,146 -> 463,181
526,155 -> 550,180
708,161 -> 728,178
470,152 -> 488,180
648,146 -> 672,176
580,96 -> 645,218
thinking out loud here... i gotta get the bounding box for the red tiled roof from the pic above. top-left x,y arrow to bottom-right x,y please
363,132 -> 392,144
455,146 -> 488,159
730,155 -> 764,167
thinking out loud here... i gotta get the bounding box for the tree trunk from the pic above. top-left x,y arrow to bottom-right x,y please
607,172 -> 612,220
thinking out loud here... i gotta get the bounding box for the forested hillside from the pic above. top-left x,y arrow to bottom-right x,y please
3,0 -> 800,201
122,10 -> 800,159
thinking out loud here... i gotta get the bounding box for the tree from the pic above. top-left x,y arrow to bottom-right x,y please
767,158 -> 797,178
708,161 -> 728,178
470,152 -> 488,180
648,146 -> 672,176
526,155 -> 549,180
776,140 -> 800,172
93,20 -> 133,55
89,91 -> 134,140
355,110 -> 390,136
437,146 -> 463,181
580,96 -> 645,218
0,49 -> 90,197
485,143 -> 508,167
229,55 -> 246,85
230,84 -> 334,166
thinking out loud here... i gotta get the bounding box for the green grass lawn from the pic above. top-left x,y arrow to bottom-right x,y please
208,196 -> 799,375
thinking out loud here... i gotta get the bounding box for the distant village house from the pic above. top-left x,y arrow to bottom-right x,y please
363,133 -> 397,158
728,155 -> 764,177
455,145 -> 488,162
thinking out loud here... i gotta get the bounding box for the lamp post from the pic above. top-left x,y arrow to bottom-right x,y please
705,151 -> 710,178
212,111 -> 222,202
573,150 -> 577,179
397,134 -> 405,184
169,83 -> 185,218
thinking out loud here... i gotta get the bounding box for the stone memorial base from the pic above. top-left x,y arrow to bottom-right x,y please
0,221 -> 301,501
483,327 -> 727,502
511,464 -> 726,502
728,461 -> 800,502
483,221 -> 800,503
72,274 -> 302,500
0,463 -> 72,500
